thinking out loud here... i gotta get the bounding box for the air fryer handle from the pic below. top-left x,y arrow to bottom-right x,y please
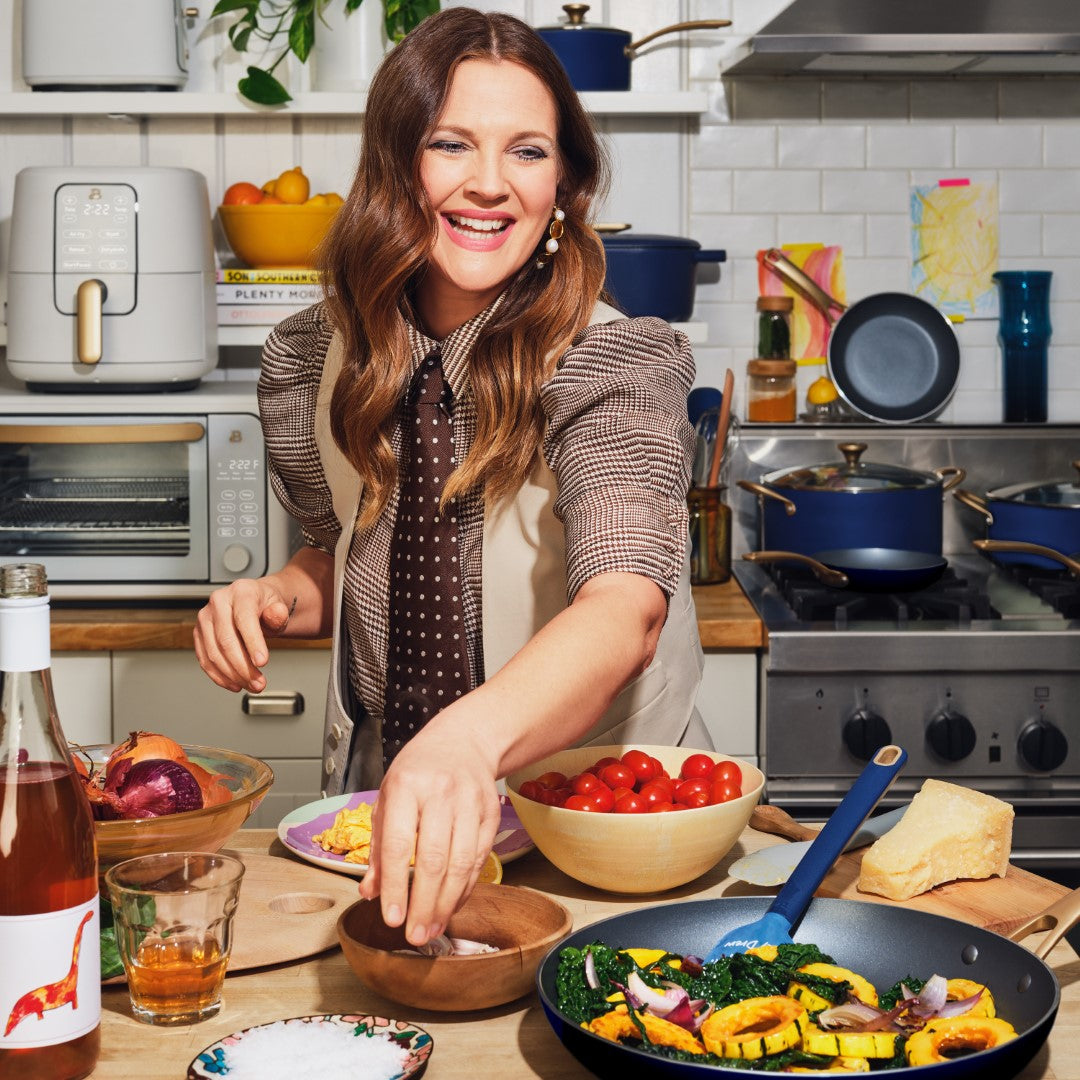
76,278 -> 108,365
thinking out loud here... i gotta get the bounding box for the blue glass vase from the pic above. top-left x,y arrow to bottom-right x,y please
993,270 -> 1052,423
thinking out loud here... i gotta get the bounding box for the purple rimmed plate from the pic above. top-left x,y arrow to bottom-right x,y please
277,791 -> 534,877
187,1014 -> 432,1078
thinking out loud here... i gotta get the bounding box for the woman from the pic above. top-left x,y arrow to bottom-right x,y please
194,7 -> 706,947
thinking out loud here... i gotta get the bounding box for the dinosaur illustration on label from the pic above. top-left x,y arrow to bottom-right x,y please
4,909 -> 93,1036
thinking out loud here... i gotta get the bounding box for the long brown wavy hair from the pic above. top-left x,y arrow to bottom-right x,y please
320,7 -> 610,529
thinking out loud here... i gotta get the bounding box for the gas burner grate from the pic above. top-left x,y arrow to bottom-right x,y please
770,564 -> 999,628
1006,564 -> 1080,618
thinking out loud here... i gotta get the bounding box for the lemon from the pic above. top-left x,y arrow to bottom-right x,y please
478,850 -> 503,884
275,166 -> 310,205
324,192 -> 345,207
261,178 -> 277,196
304,192 -> 330,206
807,376 -> 839,405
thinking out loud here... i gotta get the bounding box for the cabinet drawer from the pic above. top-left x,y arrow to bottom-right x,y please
53,652 -> 112,745
242,758 -> 324,828
112,649 -> 330,758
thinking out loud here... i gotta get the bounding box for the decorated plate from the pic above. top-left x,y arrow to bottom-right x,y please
278,791 -> 534,877
187,1014 -> 431,1078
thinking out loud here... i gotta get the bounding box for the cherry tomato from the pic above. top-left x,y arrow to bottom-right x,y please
614,792 -> 647,814
711,760 -> 743,786
535,771 -> 567,790
518,779 -> 544,802
563,794 -> 602,812
674,777 -> 711,805
680,790 -> 711,809
680,753 -> 717,780
710,779 -> 742,805
610,786 -> 635,803
648,801 -> 675,813
649,756 -> 667,778
638,779 -> 674,808
587,756 -> 621,776
599,763 -> 636,791
572,771 -> 606,796
620,749 -> 659,786
588,786 -> 616,813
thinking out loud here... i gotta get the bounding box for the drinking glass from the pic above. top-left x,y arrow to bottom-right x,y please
104,851 -> 244,1025
993,270 -> 1052,423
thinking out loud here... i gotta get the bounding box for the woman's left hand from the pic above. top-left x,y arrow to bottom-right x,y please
358,718 -> 502,946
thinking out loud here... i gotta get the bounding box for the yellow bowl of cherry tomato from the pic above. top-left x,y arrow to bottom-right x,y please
505,744 -> 763,894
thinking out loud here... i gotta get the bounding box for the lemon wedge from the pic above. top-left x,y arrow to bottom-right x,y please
478,850 -> 503,884
807,376 -> 839,405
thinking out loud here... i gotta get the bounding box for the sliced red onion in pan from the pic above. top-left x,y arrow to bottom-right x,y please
584,948 -> 600,990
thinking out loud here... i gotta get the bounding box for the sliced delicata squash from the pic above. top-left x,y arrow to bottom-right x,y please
701,995 -> 808,1060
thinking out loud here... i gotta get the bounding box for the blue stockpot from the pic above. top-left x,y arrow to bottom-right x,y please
955,467 -> 1080,570
737,442 -> 965,557
601,234 -> 726,322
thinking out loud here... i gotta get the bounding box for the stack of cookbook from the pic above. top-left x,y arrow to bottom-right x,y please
216,268 -> 324,325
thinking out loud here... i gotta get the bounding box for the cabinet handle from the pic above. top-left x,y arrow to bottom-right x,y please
242,691 -> 305,716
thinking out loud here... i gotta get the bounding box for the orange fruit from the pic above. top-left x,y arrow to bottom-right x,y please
222,181 -> 264,206
275,166 -> 310,205
260,193 -> 285,204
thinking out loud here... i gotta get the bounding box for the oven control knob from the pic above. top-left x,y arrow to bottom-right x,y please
926,710 -> 977,761
223,544 -> 252,574
842,710 -> 892,762
1018,720 -> 1069,772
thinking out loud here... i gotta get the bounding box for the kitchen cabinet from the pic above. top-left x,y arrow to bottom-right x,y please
111,649 -> 329,827
52,653 -> 112,746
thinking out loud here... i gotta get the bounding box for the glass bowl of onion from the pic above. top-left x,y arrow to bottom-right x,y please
75,732 -> 274,876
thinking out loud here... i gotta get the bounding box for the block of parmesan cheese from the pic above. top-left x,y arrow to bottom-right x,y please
857,779 -> 1014,901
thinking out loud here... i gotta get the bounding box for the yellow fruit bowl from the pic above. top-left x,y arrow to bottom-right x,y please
218,202 -> 340,269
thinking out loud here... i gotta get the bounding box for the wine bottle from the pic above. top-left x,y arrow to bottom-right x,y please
0,563 -> 100,1080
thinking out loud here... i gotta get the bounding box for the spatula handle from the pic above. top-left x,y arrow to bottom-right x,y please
768,745 -> 907,926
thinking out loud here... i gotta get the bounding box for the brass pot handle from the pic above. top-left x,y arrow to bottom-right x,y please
933,466 -> 966,492
952,488 -> 994,525
991,885 -> 1080,961
763,248 -> 846,321
736,479 -> 797,516
742,550 -> 849,588
628,19 -> 732,56
973,538 -> 1080,578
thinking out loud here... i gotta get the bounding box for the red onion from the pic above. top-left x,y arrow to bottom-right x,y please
104,758 -> 204,819
584,949 -> 600,990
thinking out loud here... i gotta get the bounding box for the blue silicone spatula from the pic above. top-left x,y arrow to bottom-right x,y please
704,744 -> 907,963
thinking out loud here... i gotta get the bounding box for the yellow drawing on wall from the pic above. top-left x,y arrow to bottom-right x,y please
910,179 -> 999,317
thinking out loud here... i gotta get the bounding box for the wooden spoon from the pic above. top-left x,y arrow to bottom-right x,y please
707,367 -> 735,488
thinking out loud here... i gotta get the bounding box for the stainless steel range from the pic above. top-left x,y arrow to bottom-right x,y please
728,423 -> 1080,873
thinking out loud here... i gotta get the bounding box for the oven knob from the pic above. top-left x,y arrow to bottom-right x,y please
223,544 -> 252,574
1018,720 -> 1069,772
842,710 -> 892,762
926,710 -> 977,762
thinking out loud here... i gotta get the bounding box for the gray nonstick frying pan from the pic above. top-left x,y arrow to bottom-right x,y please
537,887 -> 1080,1079
744,548 -> 949,590
763,249 -> 960,423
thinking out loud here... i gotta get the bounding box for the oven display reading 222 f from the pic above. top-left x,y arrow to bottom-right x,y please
226,458 -> 260,474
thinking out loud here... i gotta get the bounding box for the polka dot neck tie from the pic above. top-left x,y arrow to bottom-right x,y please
383,350 -> 472,771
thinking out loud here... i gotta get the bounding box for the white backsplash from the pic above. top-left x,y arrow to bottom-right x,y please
0,0 -> 1078,420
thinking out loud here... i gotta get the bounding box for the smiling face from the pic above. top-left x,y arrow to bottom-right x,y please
415,59 -> 559,337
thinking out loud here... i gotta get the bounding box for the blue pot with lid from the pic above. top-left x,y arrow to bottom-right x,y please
600,231 -> 726,322
537,3 -> 729,92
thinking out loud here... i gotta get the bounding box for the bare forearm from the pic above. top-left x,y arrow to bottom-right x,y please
420,572 -> 667,778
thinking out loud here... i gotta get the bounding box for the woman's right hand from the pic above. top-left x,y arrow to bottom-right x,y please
194,577 -> 294,693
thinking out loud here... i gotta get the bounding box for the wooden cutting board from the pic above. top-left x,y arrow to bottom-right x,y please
105,851 -> 360,984
749,808 -> 1069,930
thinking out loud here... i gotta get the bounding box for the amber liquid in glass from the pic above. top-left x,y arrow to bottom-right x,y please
127,938 -> 228,1021
0,764 -> 100,1080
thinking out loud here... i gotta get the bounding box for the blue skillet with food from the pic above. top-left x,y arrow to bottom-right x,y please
536,886 -> 1080,1078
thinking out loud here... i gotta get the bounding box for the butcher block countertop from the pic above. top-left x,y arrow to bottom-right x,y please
50,578 -> 763,652
94,827 -> 1080,1080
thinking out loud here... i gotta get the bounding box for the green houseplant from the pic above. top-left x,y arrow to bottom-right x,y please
211,0 -> 440,105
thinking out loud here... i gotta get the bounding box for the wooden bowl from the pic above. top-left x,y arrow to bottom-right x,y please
505,744 -> 763,894
337,882 -> 573,1011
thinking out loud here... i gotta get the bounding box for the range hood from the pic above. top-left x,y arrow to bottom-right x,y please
725,0 -> 1080,76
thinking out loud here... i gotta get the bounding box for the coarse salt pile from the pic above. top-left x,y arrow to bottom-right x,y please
221,1019 -> 410,1079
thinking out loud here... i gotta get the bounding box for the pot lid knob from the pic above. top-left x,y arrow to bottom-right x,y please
838,442 -> 868,468
562,3 -> 590,26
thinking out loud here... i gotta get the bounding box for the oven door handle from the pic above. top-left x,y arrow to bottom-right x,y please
0,422 -> 206,445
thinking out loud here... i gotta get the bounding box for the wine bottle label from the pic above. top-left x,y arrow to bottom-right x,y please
0,601 -> 50,672
0,898 -> 100,1048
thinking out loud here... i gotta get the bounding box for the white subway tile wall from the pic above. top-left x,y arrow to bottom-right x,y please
0,0 -> 1078,419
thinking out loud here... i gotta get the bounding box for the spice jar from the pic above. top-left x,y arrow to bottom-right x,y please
756,295 -> 793,359
747,358 -> 797,422
687,486 -> 731,584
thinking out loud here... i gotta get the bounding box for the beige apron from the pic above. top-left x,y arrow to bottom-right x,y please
314,302 -> 706,797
